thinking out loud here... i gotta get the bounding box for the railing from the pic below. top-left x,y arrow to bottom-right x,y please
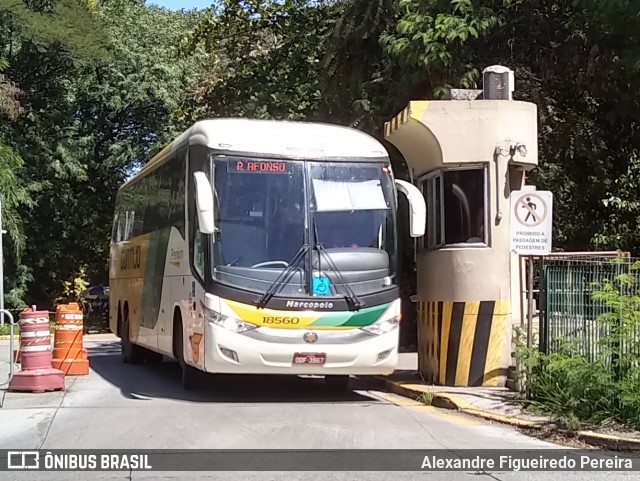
537,253 -> 640,376
518,251 -> 626,347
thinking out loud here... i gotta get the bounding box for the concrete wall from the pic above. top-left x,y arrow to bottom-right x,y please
407,100 -> 538,177
417,248 -> 510,302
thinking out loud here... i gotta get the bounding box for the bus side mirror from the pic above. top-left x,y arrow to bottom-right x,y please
193,171 -> 215,234
395,179 -> 426,237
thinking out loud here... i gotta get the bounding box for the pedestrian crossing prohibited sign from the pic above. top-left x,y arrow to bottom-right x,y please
510,190 -> 553,255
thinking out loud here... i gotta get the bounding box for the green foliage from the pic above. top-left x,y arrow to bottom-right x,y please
517,260 -> 640,430
520,349 -> 620,426
55,265 -> 89,304
484,1 -> 640,254
416,389 -> 435,406
0,0 -> 111,63
379,0 -> 510,97
318,0 -> 404,131
0,143 -> 34,259
0,135 -> 38,309
0,322 -> 16,335
183,0 -> 331,121
0,0 -> 113,308
0,57 -> 22,119
0,0 -> 205,308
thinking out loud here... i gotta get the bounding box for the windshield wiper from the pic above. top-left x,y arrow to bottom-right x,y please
254,244 -> 309,309
254,221 -> 364,311
313,219 -> 363,310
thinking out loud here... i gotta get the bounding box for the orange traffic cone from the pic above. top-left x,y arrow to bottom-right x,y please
51,303 -> 89,375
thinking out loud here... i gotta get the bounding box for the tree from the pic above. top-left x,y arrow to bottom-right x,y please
364,0 -> 640,254
0,0 -> 205,307
183,0 -> 334,121
0,0 -> 111,307
53,0 -> 205,289
319,0 -> 397,129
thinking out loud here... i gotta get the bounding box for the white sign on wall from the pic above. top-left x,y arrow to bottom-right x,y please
510,190 -> 553,255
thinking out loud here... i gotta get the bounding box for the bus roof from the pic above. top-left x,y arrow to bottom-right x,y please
123,118 -> 390,189
180,118 -> 389,159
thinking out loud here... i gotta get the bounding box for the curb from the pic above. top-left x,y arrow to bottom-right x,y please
374,377 -> 640,451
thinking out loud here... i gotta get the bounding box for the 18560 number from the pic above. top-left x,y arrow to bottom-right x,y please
263,316 -> 300,325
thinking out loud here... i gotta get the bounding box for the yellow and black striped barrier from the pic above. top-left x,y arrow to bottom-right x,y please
417,300 -> 510,387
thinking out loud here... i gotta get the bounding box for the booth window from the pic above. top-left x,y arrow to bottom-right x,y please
421,166 -> 487,248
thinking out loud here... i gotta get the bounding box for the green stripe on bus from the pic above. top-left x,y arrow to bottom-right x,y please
308,304 -> 389,327
339,304 -> 389,327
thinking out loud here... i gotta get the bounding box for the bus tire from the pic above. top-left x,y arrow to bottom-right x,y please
121,307 -> 144,365
324,375 -> 349,391
174,316 -> 199,390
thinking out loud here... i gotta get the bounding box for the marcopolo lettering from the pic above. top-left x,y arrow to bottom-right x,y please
285,300 -> 334,309
120,246 -> 141,271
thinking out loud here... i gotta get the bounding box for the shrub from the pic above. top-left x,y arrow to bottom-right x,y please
517,259 -> 640,430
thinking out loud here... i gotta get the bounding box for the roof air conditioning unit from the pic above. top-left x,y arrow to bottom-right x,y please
482,65 -> 514,100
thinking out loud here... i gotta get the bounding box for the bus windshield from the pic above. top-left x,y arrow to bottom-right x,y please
211,156 -> 397,298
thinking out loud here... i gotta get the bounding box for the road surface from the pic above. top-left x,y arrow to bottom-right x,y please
0,335 -> 635,480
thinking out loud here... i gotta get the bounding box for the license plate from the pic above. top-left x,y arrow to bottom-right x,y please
293,353 -> 326,365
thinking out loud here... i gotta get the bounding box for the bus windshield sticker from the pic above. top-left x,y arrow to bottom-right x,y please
312,179 -> 388,212
227,159 -> 291,174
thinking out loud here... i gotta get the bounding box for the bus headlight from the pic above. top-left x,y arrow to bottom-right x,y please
206,309 -> 257,333
360,316 -> 400,336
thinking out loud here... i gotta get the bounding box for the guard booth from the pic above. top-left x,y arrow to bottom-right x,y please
384,66 -> 538,387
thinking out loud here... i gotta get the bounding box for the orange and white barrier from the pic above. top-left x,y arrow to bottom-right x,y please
8,306 -> 65,393
51,303 -> 89,375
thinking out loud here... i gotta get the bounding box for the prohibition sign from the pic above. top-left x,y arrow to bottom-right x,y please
514,193 -> 548,228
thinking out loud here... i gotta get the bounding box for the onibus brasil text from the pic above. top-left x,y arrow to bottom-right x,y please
7,452 -> 151,471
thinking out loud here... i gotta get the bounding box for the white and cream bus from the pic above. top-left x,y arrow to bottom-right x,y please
109,118 -> 425,389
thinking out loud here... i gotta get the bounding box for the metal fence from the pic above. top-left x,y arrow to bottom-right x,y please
538,254 -> 640,372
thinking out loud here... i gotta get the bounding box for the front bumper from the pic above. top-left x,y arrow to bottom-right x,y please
202,324 -> 399,375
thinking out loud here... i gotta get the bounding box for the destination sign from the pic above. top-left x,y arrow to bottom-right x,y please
227,160 -> 291,174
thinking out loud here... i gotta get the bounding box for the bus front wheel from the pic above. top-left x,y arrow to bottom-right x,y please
324,375 -> 350,391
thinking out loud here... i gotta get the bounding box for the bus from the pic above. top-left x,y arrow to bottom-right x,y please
109,118 -> 426,390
